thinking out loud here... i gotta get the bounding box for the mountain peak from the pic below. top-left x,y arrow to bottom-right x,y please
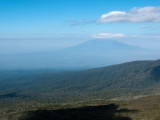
64,39 -> 140,52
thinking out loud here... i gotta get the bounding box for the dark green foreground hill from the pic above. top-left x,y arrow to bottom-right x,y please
0,59 -> 160,102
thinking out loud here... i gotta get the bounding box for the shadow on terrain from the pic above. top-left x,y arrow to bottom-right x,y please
0,92 -> 28,99
20,104 -> 137,120
0,92 -> 18,98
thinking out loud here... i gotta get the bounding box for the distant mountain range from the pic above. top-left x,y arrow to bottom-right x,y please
0,59 -> 160,102
0,39 -> 159,69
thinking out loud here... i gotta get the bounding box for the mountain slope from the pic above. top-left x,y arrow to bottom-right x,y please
0,59 -> 160,102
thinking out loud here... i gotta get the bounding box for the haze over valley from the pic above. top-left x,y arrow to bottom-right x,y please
1,39 -> 160,69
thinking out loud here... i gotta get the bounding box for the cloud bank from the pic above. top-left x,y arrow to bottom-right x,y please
98,6 -> 160,23
92,33 -> 125,39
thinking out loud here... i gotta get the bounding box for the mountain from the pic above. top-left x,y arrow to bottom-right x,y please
0,59 -> 160,102
1,39 -> 159,69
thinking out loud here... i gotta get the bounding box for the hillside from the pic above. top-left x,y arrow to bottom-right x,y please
0,59 -> 160,103
1,59 -> 160,120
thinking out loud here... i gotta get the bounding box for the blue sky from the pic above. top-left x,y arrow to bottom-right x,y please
0,0 -> 160,54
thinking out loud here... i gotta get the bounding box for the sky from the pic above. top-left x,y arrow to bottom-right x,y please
0,0 -> 160,54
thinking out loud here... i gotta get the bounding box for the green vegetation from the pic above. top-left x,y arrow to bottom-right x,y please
0,59 -> 160,119
0,59 -> 160,102
0,94 -> 160,120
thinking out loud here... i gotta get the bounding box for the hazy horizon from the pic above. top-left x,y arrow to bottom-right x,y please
0,0 -> 160,69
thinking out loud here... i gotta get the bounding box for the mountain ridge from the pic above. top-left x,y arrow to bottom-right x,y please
0,59 -> 160,102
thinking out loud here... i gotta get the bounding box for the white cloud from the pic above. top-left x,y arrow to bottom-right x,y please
98,6 -> 160,23
92,33 -> 126,39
